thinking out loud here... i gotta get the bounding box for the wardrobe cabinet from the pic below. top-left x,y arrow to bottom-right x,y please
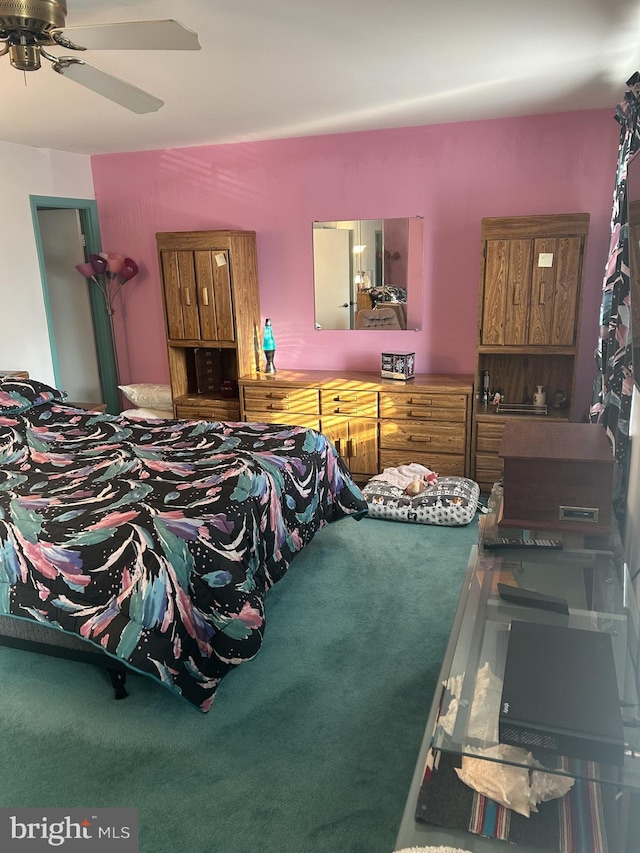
239,370 -> 474,482
157,230 -> 261,421
472,213 -> 590,493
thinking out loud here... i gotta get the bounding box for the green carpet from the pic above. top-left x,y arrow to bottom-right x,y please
0,516 -> 477,853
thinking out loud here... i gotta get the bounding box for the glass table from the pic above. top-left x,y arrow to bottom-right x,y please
394,536 -> 640,852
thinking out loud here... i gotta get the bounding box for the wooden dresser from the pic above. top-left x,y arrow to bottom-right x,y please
239,370 -> 474,480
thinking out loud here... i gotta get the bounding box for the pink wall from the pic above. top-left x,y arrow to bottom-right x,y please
91,109 -> 619,420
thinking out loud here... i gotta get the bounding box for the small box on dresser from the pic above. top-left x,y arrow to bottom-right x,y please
381,351 -> 415,381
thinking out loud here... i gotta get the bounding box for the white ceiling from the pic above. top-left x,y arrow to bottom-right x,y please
2,0 -> 640,156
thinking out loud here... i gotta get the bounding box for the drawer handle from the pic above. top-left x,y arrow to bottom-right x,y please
265,392 -> 290,400
201,287 -> 209,306
408,410 -> 432,419
409,435 -> 431,443
182,287 -> 191,307
334,437 -> 343,454
334,394 -> 359,403
539,280 -> 546,304
335,407 -> 358,415
267,403 -> 289,411
348,438 -> 357,457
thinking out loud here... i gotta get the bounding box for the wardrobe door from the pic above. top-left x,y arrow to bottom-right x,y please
194,249 -> 235,341
480,239 -> 507,345
504,239 -> 533,345
161,249 -> 200,341
549,236 -> 582,346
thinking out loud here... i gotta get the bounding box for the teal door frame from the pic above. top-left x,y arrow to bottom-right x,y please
30,195 -> 119,414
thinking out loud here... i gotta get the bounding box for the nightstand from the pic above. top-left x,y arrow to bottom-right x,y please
0,370 -> 29,379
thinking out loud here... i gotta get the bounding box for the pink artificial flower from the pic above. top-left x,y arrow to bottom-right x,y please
105,253 -> 125,275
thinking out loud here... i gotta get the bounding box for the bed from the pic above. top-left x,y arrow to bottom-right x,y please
0,378 -> 367,711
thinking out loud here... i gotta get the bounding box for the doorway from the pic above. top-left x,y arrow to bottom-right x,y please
30,196 -> 119,413
312,227 -> 353,330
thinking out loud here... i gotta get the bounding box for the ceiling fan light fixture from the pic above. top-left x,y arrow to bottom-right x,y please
8,41 -> 40,70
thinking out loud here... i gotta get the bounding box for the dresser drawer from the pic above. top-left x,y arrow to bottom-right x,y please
380,420 -> 466,454
379,448 -> 466,477
242,386 -> 320,416
474,451 -> 504,478
320,389 -> 378,417
175,400 -> 240,421
244,409 -> 320,431
379,391 -> 467,421
475,420 -> 506,453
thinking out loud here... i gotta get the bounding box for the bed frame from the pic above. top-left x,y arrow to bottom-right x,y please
0,615 -> 129,700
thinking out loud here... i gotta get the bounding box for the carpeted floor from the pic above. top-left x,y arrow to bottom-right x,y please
0,516 -> 477,853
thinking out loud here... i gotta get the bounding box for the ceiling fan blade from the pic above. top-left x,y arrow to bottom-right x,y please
55,20 -> 200,51
54,59 -> 164,114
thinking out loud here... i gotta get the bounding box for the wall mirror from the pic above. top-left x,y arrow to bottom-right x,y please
312,217 -> 424,330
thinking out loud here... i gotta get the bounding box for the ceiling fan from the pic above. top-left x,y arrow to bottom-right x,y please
0,0 -> 200,113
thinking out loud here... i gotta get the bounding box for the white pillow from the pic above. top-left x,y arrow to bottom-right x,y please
120,407 -> 173,419
118,383 -> 172,409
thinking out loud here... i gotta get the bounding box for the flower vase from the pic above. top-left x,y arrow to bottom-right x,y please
533,385 -> 546,413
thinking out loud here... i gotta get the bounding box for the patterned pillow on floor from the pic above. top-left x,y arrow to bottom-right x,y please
363,473 -> 480,526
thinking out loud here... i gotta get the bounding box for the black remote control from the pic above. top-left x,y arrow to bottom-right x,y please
497,583 -> 569,615
483,537 -> 563,550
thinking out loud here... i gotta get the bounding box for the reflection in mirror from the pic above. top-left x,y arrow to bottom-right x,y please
312,217 -> 424,330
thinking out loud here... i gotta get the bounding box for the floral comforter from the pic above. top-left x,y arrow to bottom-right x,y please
0,380 -> 367,711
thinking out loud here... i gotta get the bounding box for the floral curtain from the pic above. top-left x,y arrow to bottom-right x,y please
590,73 -> 640,527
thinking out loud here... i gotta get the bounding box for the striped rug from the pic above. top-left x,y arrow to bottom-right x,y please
415,753 -> 614,852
